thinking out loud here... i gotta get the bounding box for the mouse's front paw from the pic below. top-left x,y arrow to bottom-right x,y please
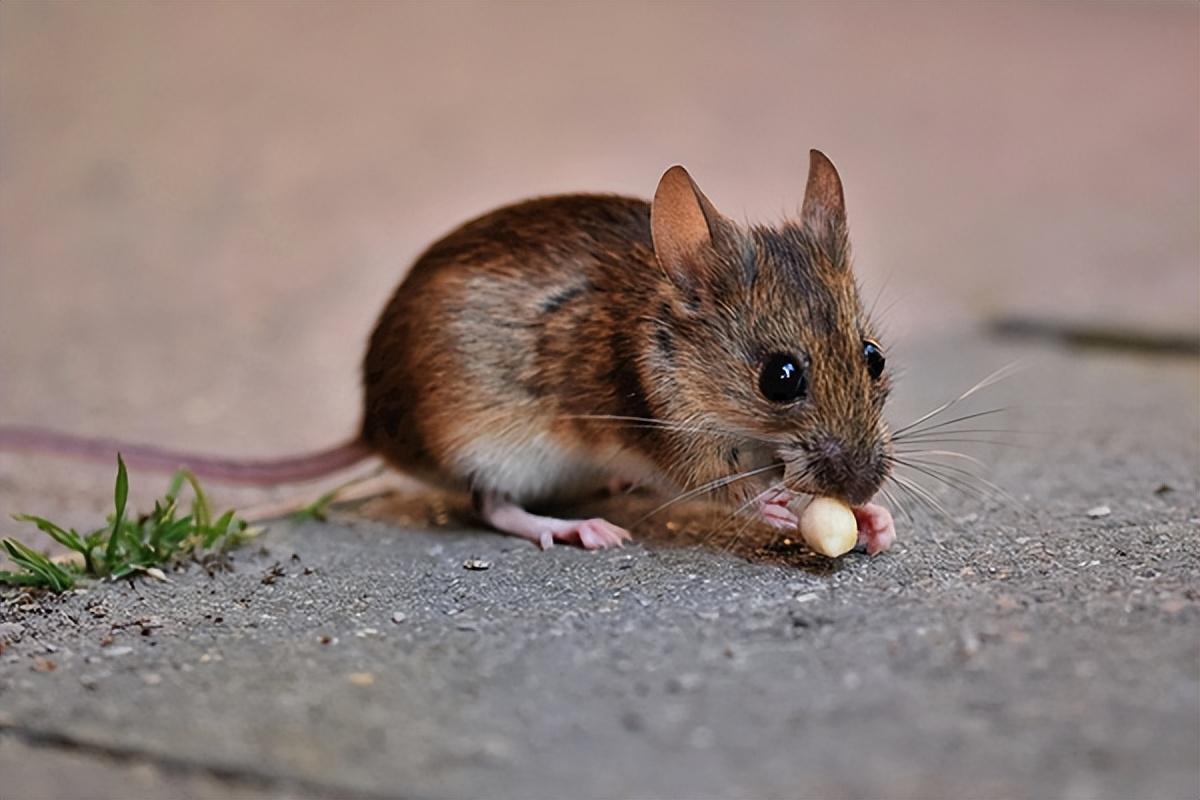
756,488 -> 798,530
852,502 -> 896,555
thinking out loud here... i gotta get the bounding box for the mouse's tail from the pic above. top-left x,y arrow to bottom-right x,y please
0,425 -> 372,486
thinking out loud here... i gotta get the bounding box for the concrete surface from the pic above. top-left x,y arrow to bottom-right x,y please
1,2 -> 1198,799
2,333 -> 1198,800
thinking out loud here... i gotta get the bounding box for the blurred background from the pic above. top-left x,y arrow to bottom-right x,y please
1,1 -> 1197,519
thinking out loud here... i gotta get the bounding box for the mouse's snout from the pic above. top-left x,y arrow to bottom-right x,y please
790,432 -> 889,506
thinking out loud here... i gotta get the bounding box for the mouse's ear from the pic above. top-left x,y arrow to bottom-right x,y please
651,165 -> 725,289
801,149 -> 846,229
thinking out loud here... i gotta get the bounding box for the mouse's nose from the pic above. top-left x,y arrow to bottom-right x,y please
803,434 -> 887,505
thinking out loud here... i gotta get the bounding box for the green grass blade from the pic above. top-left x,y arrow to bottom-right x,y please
166,470 -> 187,503
0,569 -> 51,587
182,471 -> 212,529
114,454 -> 129,516
161,516 -> 194,549
1,539 -> 74,592
12,514 -> 86,554
203,509 -> 237,548
103,455 -> 130,567
290,486 -> 340,523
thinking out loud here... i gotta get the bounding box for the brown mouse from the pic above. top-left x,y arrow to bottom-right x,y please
0,151 -> 896,554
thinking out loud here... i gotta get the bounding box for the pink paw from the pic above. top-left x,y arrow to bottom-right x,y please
478,492 -> 633,552
543,518 -> 632,551
853,503 -> 896,555
757,488 -> 799,530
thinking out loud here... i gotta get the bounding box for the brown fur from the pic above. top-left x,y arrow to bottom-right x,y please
361,151 -> 891,511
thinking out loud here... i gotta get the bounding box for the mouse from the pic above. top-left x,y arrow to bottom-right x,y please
0,150 -> 896,555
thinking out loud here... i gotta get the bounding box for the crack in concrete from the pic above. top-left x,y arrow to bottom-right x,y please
0,724 -> 418,800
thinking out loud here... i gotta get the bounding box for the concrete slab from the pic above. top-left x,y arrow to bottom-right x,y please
1,332 -> 1196,800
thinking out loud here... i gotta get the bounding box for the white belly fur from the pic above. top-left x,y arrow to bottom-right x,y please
458,430 -> 662,504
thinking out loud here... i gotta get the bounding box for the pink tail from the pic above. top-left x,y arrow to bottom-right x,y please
0,425 -> 371,486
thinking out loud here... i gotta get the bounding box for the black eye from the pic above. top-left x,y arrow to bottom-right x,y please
863,341 -> 885,380
759,353 -> 808,403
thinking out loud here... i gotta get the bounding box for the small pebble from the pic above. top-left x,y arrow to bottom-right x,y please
391,611 -> 408,624
105,646 -> 133,657
1086,505 -> 1111,518
144,567 -> 169,582
348,672 -> 375,686
463,559 -> 491,571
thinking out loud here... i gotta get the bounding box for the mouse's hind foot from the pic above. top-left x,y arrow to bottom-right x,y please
477,491 -> 631,550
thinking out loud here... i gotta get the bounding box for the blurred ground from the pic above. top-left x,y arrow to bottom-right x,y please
0,2 -> 1197,799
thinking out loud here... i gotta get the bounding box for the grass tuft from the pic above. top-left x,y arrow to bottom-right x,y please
0,455 -> 259,593
289,485 -> 341,523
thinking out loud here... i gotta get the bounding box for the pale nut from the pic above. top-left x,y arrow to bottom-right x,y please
799,497 -> 858,557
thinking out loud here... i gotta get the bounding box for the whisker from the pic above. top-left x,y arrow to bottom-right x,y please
719,480 -> 787,554
872,294 -> 907,330
562,414 -> 730,435
562,414 -> 781,445
893,456 -> 1019,509
893,408 -> 1009,440
890,449 -> 989,470
878,485 -> 913,526
893,454 -> 990,481
892,459 -> 1016,507
634,462 -> 783,527
885,475 -> 938,527
890,362 -> 1023,438
894,459 -> 995,504
865,270 -> 894,324
699,485 -> 762,550
889,473 -> 953,523
884,475 -> 922,518
892,437 -> 1029,450
895,427 -> 1033,438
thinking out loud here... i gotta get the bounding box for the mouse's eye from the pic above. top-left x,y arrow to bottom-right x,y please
863,340 -> 885,380
759,353 -> 808,403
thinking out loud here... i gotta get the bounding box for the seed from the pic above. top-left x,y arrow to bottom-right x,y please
799,497 -> 857,557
